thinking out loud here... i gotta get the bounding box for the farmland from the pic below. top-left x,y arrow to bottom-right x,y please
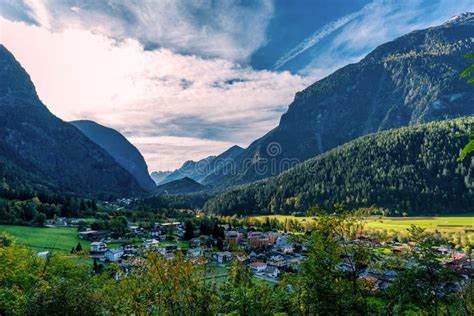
249,214 -> 474,235
0,225 -> 89,253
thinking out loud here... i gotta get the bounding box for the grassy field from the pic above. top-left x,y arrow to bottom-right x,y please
204,265 -> 273,286
249,215 -> 473,234
0,225 -> 90,253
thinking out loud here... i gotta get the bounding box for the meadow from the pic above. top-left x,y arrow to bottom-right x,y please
0,225 -> 90,253
249,214 -> 474,235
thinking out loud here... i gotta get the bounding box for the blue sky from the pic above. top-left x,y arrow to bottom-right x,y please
1,0 -> 473,171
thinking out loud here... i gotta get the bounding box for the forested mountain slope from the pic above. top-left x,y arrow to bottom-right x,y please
204,117 -> 474,215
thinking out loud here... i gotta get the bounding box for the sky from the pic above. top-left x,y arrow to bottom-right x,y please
1,0 -> 473,171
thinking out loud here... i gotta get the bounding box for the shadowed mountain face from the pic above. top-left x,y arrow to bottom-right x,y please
205,13 -> 474,189
70,120 -> 156,192
0,45 -> 143,197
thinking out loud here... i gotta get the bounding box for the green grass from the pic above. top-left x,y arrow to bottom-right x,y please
249,215 -> 473,235
365,216 -> 473,233
0,225 -> 90,253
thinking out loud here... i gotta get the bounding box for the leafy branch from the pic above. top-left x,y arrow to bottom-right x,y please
460,53 -> 474,84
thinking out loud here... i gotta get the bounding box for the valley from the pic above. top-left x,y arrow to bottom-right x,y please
0,7 -> 473,315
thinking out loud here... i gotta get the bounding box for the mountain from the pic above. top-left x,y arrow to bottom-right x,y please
155,177 -> 206,195
70,120 -> 156,191
0,45 -> 143,198
204,117 -> 474,216
150,171 -> 172,185
163,145 -> 244,184
205,13 -> 474,189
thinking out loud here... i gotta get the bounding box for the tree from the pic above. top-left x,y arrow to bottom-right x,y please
458,53 -> 474,162
386,226 -> 460,314
75,242 -> 82,252
183,220 -> 195,241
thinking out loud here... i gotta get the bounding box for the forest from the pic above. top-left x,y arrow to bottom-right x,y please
204,118 -> 474,216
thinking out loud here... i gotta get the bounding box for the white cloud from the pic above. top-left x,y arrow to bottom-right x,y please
300,0 -> 474,78
0,18 -> 310,171
6,0 -> 274,62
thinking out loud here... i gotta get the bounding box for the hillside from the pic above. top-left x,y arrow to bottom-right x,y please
155,177 -> 207,195
204,117 -> 474,215
0,45 -> 143,198
204,13 -> 474,189
71,120 -> 156,191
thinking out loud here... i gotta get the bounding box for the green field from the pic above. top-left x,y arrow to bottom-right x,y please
0,225 -> 90,253
250,215 -> 473,234
204,265 -> 272,286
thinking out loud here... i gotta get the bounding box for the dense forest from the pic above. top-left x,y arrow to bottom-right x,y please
204,118 -> 474,216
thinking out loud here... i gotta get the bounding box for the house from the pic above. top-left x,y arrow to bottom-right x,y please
264,266 -> 280,278
281,245 -> 294,254
446,253 -> 468,268
250,261 -> 267,272
267,255 -> 288,268
276,235 -> 289,248
189,238 -> 201,248
79,230 -> 107,241
105,248 -> 124,262
90,242 -> 107,259
248,231 -> 279,248
433,245 -> 450,255
123,244 -> 136,254
164,244 -> 178,252
151,229 -> 160,237
37,251 -> 49,259
213,251 -> 233,263
225,231 -> 241,244
391,246 -> 409,255
187,247 -> 202,258
360,275 -> 383,292
144,239 -> 160,249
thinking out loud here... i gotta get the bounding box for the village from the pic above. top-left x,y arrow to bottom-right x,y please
72,219 -> 474,289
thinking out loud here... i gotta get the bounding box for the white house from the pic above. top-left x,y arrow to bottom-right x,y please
144,239 -> 160,249
90,242 -> 107,259
105,248 -> 124,262
187,247 -> 202,258
250,261 -> 267,272
213,251 -> 233,263
276,235 -> 289,247
264,266 -> 280,278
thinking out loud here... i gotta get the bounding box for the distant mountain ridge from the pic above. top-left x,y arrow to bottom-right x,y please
150,171 -> 172,185
0,45 -> 143,197
161,145 -> 244,184
204,14 -> 474,189
70,120 -> 156,191
155,177 -> 206,195
204,117 -> 474,215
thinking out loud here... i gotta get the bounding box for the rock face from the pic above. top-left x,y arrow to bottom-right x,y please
71,120 -> 156,192
0,44 -> 143,197
206,13 -> 474,189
